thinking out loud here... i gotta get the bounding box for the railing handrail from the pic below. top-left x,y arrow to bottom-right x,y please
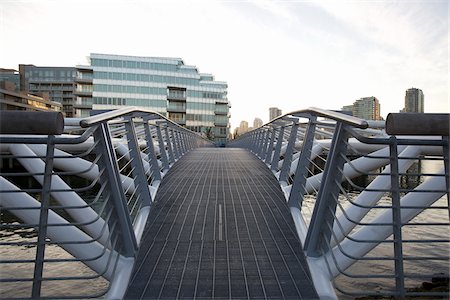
254,107 -> 369,132
80,106 -> 180,129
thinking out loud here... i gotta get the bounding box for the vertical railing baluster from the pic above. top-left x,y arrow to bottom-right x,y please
94,123 -> 137,257
124,117 -> 152,206
259,129 -> 267,158
179,130 -> 187,155
164,125 -> 175,164
170,127 -> 180,160
253,131 -> 260,153
251,131 -> 257,153
271,126 -> 285,171
304,122 -> 349,257
279,122 -> 299,184
156,123 -> 170,171
288,116 -> 317,210
265,127 -> 277,164
32,135 -> 55,298
389,136 -> 405,298
143,120 -> 162,182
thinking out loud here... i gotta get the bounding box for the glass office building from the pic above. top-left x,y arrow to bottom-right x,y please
88,53 -> 229,144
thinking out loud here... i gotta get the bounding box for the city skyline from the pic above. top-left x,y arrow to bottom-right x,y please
1,0 -> 448,130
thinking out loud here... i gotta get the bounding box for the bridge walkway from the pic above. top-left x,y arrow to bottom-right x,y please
125,148 -> 318,299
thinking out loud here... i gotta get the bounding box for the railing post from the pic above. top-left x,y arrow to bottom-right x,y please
156,123 -> 170,170
259,127 -> 270,160
253,131 -> 260,153
288,116 -> 317,209
389,136 -> 405,298
124,117 -> 153,206
250,130 -> 261,154
246,131 -> 254,152
179,131 -> 187,155
258,130 -> 266,156
271,126 -> 285,171
164,125 -> 175,164
264,127 -> 277,164
304,122 -> 349,257
170,127 -> 181,160
172,128 -> 180,159
279,122 -> 299,184
143,119 -> 162,182
31,135 -> 55,298
94,123 -> 137,257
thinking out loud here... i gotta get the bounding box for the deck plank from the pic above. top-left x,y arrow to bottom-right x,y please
125,148 -> 318,299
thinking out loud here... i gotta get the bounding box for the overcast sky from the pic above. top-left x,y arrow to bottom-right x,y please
1,0 -> 448,129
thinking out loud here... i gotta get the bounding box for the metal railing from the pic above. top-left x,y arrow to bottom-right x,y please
0,108 -> 212,299
229,108 -> 449,299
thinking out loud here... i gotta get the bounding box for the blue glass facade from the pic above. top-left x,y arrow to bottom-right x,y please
89,53 -> 229,143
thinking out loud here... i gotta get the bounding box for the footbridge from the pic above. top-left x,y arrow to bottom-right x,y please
0,108 -> 448,299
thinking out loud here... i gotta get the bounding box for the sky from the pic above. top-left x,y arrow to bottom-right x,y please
0,0 -> 448,130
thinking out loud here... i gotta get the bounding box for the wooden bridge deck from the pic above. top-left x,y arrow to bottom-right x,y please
125,148 -> 318,299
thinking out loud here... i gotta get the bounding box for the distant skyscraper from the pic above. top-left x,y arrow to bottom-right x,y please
342,96 -> 381,120
269,107 -> 282,121
19,64 -> 77,117
253,117 -> 263,128
403,88 -> 424,113
238,120 -> 249,134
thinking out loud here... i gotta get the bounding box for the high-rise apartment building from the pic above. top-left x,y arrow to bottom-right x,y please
86,53 -> 229,144
253,117 -> 263,128
403,88 -> 424,113
19,65 -> 77,117
236,120 -> 249,136
342,96 -> 381,120
269,107 -> 282,121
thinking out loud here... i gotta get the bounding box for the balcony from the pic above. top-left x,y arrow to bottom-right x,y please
214,120 -> 229,126
167,87 -> 186,101
74,90 -> 92,97
167,104 -> 186,113
215,98 -> 228,104
215,110 -> 228,115
73,103 -> 93,109
75,77 -> 93,84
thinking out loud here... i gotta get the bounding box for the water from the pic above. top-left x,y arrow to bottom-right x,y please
0,175 -> 109,299
334,160 -> 449,298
